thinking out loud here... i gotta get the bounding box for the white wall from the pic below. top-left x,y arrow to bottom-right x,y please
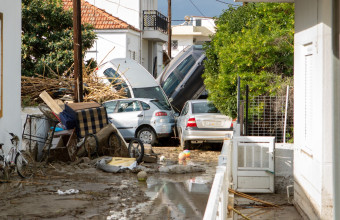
171,35 -> 193,57
85,30 -> 128,65
294,0 -> 333,219
86,0 -> 141,29
0,1 -> 22,152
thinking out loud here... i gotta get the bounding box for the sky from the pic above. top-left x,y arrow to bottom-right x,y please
157,0 -> 242,25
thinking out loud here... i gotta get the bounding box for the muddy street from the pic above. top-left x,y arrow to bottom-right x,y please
0,145 -> 220,219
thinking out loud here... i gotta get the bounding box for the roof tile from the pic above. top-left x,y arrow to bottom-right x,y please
62,0 -> 140,32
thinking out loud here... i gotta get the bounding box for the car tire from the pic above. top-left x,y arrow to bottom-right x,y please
137,127 -> 156,145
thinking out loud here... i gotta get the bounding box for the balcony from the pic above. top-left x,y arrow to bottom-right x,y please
143,10 -> 168,42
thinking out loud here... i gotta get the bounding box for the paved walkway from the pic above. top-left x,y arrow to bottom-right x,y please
233,193 -> 302,219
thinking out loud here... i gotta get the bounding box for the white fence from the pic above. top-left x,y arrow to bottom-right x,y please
203,138 -> 233,220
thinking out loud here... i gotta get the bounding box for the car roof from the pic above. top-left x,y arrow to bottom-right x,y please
186,99 -> 209,104
108,58 -> 158,88
103,98 -> 156,103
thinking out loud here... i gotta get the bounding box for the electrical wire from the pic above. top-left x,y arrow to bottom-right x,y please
187,0 -> 206,17
216,0 -> 240,7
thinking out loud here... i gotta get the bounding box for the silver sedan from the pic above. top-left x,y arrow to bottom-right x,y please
103,98 -> 176,145
176,100 -> 233,149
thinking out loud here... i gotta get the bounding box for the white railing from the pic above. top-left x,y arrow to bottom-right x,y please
203,137 -> 233,220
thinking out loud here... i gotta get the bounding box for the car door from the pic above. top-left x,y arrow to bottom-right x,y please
109,100 -> 144,139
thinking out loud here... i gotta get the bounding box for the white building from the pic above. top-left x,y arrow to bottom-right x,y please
76,0 -> 168,77
0,1 -> 22,151
234,0 -> 338,219
169,16 -> 215,58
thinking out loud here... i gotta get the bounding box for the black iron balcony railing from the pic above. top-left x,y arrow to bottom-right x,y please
143,10 -> 168,34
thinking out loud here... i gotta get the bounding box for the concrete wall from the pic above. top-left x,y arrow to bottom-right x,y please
274,144 -> 294,194
0,1 -> 22,152
294,0 -> 333,219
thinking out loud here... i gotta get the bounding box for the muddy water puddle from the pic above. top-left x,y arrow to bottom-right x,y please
138,160 -> 218,219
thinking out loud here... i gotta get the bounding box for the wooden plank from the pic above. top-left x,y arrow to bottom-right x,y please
39,91 -> 63,114
108,157 -> 136,166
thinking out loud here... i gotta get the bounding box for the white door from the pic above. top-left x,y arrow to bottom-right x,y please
232,136 -> 275,193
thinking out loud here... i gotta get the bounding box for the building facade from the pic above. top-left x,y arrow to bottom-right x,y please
84,0 -> 168,77
169,16 -> 215,58
234,0 -> 335,219
0,1 -> 22,151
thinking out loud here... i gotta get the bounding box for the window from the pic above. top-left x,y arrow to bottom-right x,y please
192,102 -> 220,114
132,86 -> 171,110
181,102 -> 189,116
141,101 -> 150,110
196,19 -> 202,26
161,72 -> 181,97
117,100 -> 141,113
103,68 -> 131,97
151,100 -> 171,111
103,101 -> 118,114
172,40 -> 178,50
175,55 -> 195,79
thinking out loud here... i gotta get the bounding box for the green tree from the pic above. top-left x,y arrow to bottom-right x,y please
203,3 -> 294,117
22,0 -> 96,76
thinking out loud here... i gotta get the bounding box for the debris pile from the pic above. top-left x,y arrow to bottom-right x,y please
21,71 -> 127,105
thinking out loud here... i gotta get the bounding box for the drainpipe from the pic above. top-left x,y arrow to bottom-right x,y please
332,0 -> 340,219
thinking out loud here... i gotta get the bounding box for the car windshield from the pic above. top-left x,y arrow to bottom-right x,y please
151,100 -> 171,111
103,68 -> 131,97
192,102 -> 220,114
176,55 -> 196,79
161,72 -> 181,97
132,86 -> 171,109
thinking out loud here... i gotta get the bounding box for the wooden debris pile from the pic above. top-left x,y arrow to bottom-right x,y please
21,71 -> 127,104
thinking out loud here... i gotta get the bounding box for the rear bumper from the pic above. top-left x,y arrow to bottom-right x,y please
154,123 -> 175,138
182,129 -> 233,143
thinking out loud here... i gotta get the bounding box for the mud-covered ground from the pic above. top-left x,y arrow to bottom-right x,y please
0,145 -> 220,220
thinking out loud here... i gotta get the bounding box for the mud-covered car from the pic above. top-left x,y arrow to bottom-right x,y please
103,98 -> 176,145
176,99 -> 233,149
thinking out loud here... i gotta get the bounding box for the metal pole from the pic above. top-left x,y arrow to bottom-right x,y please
167,0 -> 172,58
237,76 -> 240,123
245,85 -> 249,136
283,86 -> 290,143
332,0 -> 340,218
73,0 -> 83,102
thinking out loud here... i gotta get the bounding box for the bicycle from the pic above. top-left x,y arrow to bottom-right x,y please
0,133 -> 35,181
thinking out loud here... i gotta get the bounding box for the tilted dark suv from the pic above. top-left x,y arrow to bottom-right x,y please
156,45 -> 206,112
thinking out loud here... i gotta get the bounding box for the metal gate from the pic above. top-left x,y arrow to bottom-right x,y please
232,136 -> 275,193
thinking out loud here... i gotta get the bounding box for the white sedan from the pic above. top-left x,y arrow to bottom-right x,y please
176,100 -> 233,149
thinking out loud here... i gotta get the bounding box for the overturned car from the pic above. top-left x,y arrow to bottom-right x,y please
157,45 -> 206,112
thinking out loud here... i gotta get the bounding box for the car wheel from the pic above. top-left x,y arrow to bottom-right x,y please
137,127 -> 156,145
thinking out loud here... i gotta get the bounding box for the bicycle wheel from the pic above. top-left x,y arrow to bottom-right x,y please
84,134 -> 99,158
104,132 -> 122,156
15,151 -> 35,178
127,138 -> 144,164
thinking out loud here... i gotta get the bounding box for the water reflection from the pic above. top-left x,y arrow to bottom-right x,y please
142,175 -> 212,220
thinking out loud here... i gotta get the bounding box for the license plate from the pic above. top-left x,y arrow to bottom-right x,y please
206,121 -> 221,126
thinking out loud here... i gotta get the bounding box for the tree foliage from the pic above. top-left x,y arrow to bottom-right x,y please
203,3 -> 294,118
22,0 -> 96,76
